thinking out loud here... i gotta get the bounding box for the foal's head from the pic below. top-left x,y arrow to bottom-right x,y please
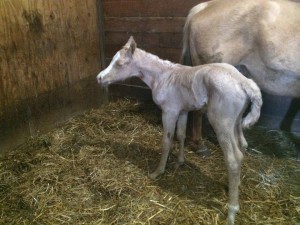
97,36 -> 138,86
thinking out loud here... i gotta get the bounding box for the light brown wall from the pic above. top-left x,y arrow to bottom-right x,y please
103,0 -> 208,63
0,0 -> 105,151
0,0 -> 102,110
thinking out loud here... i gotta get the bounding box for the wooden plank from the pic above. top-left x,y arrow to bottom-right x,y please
1,76 -> 104,153
103,0 -> 208,17
96,0 -> 106,69
105,46 -> 182,63
104,32 -> 183,49
104,17 -> 185,33
109,83 -> 152,101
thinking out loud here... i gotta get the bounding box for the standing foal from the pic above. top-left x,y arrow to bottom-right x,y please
97,37 -> 262,225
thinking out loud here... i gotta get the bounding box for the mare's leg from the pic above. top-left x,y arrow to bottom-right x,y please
182,50 -> 210,156
175,112 -> 188,168
149,110 -> 178,179
208,106 -> 244,225
192,110 -> 210,156
280,98 -> 300,158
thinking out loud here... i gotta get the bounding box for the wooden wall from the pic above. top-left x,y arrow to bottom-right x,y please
0,0 -> 105,152
102,0 -> 208,98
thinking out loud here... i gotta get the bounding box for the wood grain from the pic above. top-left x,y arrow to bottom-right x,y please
103,0 -> 207,17
0,0 -> 103,131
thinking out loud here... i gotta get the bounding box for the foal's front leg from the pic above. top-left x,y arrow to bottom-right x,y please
149,111 -> 178,179
175,112 -> 188,168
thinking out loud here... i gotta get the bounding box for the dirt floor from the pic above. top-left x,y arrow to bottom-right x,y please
0,99 -> 299,225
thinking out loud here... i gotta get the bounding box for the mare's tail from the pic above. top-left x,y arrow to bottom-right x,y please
241,79 -> 263,129
180,2 -> 209,65
180,16 -> 192,65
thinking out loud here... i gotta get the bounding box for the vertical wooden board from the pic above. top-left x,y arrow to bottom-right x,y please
0,0 -> 102,112
102,0 -> 208,17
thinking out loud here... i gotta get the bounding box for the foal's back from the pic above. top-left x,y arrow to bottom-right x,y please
189,63 -> 251,104
160,63 -> 253,113
201,63 -> 251,94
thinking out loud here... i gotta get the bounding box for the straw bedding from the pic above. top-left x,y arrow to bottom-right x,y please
0,99 -> 299,224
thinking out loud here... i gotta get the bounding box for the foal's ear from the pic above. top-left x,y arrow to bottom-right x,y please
126,36 -> 136,56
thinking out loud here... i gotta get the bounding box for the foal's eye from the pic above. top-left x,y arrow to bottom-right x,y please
116,59 -> 127,66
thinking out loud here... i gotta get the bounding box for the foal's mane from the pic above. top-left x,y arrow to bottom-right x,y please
138,48 -> 176,69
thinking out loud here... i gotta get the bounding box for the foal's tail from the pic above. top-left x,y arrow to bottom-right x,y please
241,80 -> 263,129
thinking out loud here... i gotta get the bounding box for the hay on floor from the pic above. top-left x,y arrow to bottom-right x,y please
0,99 -> 299,225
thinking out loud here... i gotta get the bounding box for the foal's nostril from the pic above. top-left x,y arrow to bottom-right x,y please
97,76 -> 102,84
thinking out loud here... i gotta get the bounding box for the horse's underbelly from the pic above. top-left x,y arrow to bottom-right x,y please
244,65 -> 300,97
191,41 -> 300,97
240,52 -> 300,98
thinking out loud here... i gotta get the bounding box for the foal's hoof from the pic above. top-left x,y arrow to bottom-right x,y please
149,173 -> 158,180
240,142 -> 248,152
227,204 -> 239,225
196,145 -> 211,158
174,161 -> 184,169
149,170 -> 164,180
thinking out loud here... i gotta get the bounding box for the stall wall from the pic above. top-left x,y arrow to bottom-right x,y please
0,0 -> 105,152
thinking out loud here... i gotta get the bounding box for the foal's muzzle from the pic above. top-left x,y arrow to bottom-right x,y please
97,75 -> 102,85
97,73 -> 110,87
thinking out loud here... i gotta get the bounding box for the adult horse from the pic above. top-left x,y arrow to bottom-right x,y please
181,0 -> 300,153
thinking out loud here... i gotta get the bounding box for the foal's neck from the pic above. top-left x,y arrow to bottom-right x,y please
134,49 -> 176,89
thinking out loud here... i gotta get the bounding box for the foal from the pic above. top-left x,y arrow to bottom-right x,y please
97,37 -> 262,225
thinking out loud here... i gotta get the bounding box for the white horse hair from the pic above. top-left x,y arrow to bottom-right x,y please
97,37 -> 263,225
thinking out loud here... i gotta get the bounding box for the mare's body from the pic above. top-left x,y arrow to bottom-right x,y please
181,0 -> 300,150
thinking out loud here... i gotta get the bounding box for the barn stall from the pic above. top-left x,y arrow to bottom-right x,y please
0,0 -> 299,224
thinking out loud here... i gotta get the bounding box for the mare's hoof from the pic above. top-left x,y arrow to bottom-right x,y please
240,142 -> 248,152
296,150 -> 300,160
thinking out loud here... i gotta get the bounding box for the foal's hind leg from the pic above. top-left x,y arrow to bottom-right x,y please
236,121 -> 248,152
235,103 -> 248,152
214,124 -> 243,225
208,107 -> 244,225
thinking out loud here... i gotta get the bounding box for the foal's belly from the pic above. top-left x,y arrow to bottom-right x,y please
183,95 -> 208,112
